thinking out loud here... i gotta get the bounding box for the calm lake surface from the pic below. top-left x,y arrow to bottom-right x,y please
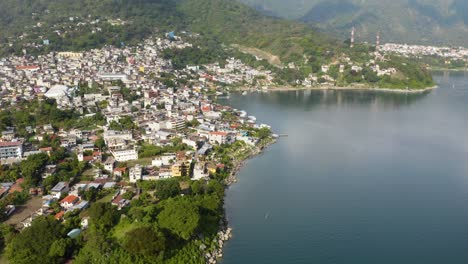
220,72 -> 468,264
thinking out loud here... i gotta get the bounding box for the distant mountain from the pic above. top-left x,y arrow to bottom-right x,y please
237,0 -> 468,46
0,0 -> 434,89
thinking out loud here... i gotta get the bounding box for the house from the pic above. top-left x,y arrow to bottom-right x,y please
103,157 -> 114,172
50,182 -> 69,199
54,211 -> 65,221
111,195 -> 130,210
39,147 -> 53,156
152,153 -> 176,167
60,195 -> 79,209
69,200 -> 89,211
129,164 -> 142,183
171,162 -> 188,177
193,163 -> 208,180
42,165 -> 57,178
209,131 -> 230,145
113,167 -> 126,178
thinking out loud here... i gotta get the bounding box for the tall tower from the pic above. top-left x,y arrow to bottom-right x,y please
376,31 -> 380,50
350,26 -> 355,48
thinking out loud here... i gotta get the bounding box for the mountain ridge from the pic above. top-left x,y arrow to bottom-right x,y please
238,0 -> 468,47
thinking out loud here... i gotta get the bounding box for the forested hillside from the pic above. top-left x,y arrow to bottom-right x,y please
238,0 -> 468,46
0,0 -> 434,89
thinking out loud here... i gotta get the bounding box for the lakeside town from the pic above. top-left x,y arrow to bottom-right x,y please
380,43 -> 468,68
0,30 -> 460,264
0,34 -> 277,263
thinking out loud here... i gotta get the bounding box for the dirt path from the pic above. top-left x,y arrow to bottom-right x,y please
4,196 -> 43,228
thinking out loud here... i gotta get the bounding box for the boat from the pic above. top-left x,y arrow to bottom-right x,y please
248,116 -> 256,121
242,91 -> 247,96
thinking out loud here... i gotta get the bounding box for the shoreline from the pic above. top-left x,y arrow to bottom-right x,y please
207,137 -> 277,264
234,85 -> 438,93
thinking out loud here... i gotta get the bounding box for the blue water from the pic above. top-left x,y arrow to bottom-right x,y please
220,72 -> 468,264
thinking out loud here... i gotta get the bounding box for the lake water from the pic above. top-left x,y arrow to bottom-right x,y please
220,71 -> 468,264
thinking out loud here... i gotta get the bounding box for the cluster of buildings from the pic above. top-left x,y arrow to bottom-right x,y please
0,35 -> 272,228
380,43 -> 468,63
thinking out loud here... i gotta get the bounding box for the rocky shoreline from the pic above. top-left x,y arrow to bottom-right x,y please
204,138 -> 277,264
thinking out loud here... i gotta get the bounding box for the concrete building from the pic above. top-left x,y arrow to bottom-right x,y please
111,148 -> 138,162
129,164 -> 142,183
0,141 -> 23,160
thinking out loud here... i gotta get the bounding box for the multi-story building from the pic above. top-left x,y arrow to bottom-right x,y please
171,162 -> 188,177
0,142 -> 23,160
111,148 -> 138,162
129,164 -> 142,183
168,118 -> 186,132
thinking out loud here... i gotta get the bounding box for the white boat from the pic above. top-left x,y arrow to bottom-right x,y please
248,116 -> 256,121
242,91 -> 248,96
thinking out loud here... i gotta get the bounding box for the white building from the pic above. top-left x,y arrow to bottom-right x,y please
104,157 -> 115,172
209,131 -> 229,145
111,149 -> 138,162
0,142 -> 23,160
152,153 -> 176,167
44,85 -> 70,99
193,163 -> 208,180
129,164 -> 142,183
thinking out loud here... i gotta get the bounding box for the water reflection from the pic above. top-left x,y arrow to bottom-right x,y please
239,89 -> 431,111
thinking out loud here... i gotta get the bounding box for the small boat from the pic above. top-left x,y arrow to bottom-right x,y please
248,116 -> 256,121
242,91 -> 248,96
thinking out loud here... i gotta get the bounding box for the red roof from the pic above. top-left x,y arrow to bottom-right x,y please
112,195 -> 123,205
114,167 -> 126,172
201,105 -> 211,112
54,211 -> 65,220
0,141 -> 21,147
83,156 -> 93,162
9,178 -> 24,193
60,195 -> 78,205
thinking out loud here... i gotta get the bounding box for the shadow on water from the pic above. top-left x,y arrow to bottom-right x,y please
244,89 -> 431,111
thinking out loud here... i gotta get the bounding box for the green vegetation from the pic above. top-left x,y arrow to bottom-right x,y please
0,0 -> 434,89
5,216 -> 73,264
0,98 -> 105,136
238,0 -> 468,47
138,139 -> 191,159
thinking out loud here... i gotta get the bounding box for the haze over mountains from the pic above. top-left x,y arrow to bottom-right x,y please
238,0 -> 468,46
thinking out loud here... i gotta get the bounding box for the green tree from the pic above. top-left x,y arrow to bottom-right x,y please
20,153 -> 49,186
49,238 -> 72,258
155,179 -> 181,200
157,197 -> 200,240
94,136 -> 106,149
88,202 -> 120,232
122,226 -> 165,256
5,216 -> 65,264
